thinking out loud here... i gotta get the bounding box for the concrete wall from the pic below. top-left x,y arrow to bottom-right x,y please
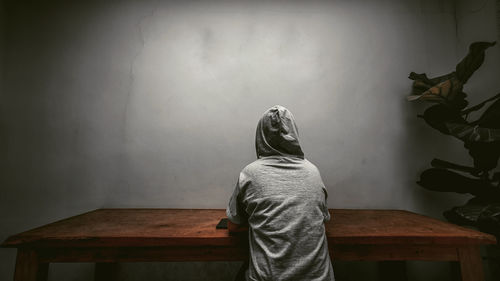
1,0 -> 499,280
456,0 -> 500,99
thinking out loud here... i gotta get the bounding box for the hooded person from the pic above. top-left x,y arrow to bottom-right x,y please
226,105 -> 335,281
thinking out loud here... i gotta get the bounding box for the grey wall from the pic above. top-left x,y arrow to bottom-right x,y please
1,0 -> 499,280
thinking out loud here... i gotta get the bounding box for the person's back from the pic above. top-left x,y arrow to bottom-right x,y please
227,105 -> 335,281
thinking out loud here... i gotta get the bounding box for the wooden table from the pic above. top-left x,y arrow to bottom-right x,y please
1,209 -> 496,281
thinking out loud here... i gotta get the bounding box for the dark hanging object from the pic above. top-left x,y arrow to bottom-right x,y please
408,41 -> 496,110
455,41 -> 496,84
417,167 -> 500,199
407,41 -> 500,238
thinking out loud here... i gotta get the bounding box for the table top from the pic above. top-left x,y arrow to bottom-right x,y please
2,209 -> 496,248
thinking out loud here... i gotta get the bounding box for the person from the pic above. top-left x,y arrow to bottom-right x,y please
226,105 -> 335,281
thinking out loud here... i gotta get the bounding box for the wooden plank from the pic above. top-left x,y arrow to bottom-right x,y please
2,209 -> 246,248
14,249 -> 48,281
1,209 -> 496,248
4,209 -> 495,281
458,246 -> 484,281
326,209 -> 497,245
38,246 -> 249,263
34,244 -> 460,263
330,245 -> 459,261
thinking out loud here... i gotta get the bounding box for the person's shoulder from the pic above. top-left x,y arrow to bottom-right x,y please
303,159 -> 320,171
237,159 -> 267,185
302,160 -> 327,189
302,159 -> 325,177
241,158 -> 266,174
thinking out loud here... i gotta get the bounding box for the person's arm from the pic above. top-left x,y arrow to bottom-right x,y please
321,187 -> 331,223
226,172 -> 250,233
228,219 -> 249,233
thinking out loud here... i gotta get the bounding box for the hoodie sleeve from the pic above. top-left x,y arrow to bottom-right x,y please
321,187 -> 331,222
226,172 -> 250,224
313,163 -> 330,222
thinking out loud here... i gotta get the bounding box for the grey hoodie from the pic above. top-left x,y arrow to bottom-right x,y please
227,105 -> 335,281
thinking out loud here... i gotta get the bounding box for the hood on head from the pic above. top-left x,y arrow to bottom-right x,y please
255,105 -> 304,159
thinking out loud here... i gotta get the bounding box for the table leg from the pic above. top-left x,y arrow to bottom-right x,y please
378,261 -> 407,281
458,246 -> 484,281
94,262 -> 119,281
450,261 -> 461,281
14,249 -> 48,281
